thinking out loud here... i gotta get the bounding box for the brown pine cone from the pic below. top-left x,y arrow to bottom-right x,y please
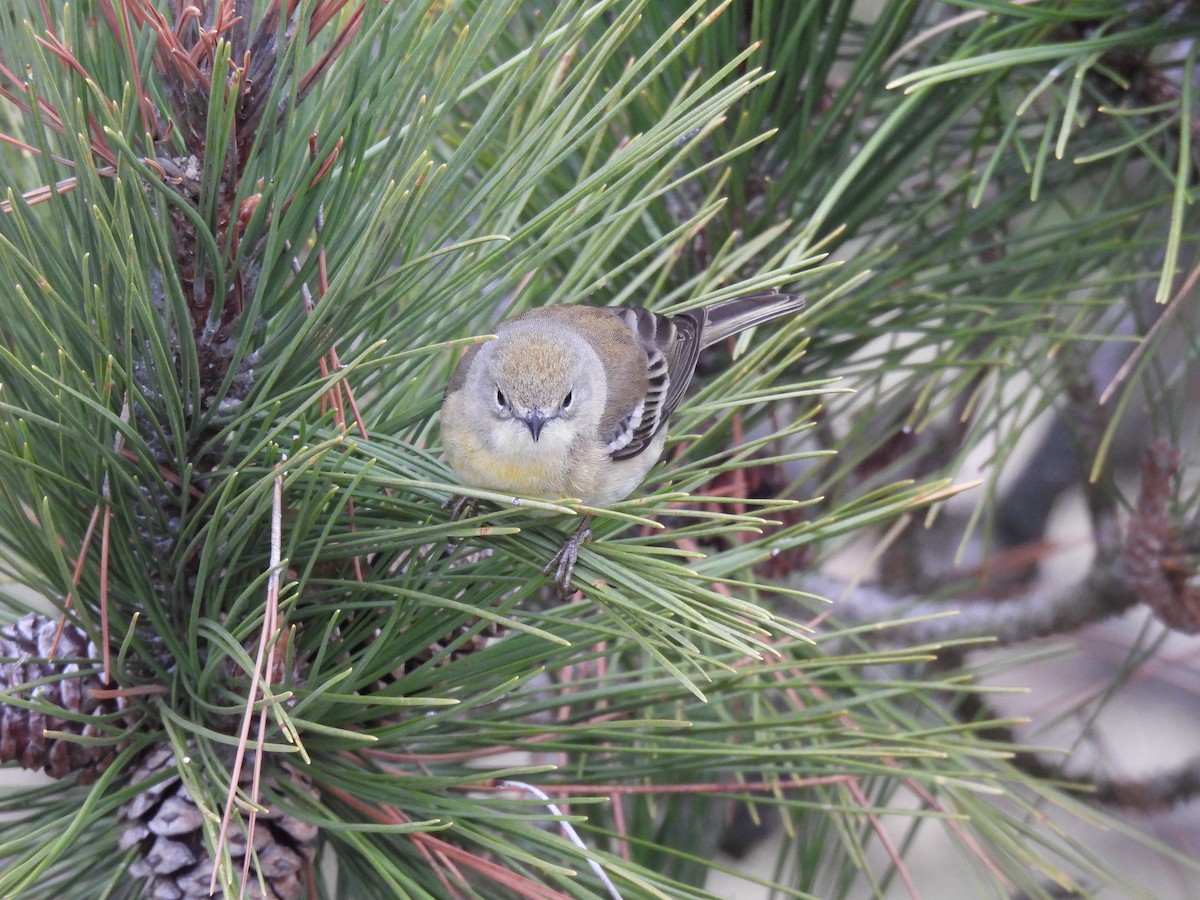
0,612 -> 131,782
119,745 -> 319,899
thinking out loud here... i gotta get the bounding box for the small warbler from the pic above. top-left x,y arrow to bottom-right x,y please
441,290 -> 805,596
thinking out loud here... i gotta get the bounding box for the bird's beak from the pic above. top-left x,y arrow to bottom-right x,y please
523,409 -> 547,442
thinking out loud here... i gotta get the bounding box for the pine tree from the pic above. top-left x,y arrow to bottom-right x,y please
1,1 -> 1198,897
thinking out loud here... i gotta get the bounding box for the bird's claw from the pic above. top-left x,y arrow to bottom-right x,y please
544,523 -> 592,599
444,495 -> 479,520
442,495 -> 481,549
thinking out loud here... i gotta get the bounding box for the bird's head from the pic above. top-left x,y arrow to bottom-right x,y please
470,324 -> 602,448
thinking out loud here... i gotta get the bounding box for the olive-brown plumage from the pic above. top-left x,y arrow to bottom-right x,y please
440,290 -> 804,595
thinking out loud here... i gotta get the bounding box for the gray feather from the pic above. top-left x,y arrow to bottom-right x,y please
607,289 -> 803,462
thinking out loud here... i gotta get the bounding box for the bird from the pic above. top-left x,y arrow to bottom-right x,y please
440,289 -> 805,597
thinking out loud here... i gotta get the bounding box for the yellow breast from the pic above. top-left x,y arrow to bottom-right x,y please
441,390 -> 667,505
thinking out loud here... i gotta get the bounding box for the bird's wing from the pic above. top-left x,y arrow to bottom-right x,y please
607,307 -> 705,461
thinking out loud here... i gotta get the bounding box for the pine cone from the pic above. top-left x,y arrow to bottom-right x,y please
119,746 -> 319,899
0,613 -> 130,782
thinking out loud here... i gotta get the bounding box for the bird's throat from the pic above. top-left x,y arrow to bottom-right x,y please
475,426 -> 572,498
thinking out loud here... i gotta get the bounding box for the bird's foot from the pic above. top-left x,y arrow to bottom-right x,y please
443,495 -> 481,549
444,494 -> 479,521
544,518 -> 593,599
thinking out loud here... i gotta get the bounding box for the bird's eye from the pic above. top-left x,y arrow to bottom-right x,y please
495,387 -> 507,408
562,391 -> 573,409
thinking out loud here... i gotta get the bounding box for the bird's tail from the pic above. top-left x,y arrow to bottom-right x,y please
699,290 -> 805,348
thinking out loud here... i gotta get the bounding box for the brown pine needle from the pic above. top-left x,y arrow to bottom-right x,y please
116,448 -> 206,500
96,395 -> 131,682
49,504 -> 102,661
1098,262 -> 1200,406
99,505 -> 113,683
503,775 -> 854,796
309,136 -> 344,187
90,683 -> 168,699
212,469 -> 287,896
846,776 -> 919,900
326,786 -> 571,900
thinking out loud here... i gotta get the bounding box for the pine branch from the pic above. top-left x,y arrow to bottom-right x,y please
1,1 -> 1200,898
